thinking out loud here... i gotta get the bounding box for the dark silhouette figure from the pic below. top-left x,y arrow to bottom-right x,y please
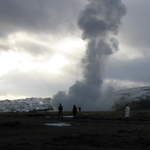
78,107 -> 81,112
58,104 -> 63,120
72,105 -> 78,118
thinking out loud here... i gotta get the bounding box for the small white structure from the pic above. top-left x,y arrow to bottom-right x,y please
124,105 -> 130,118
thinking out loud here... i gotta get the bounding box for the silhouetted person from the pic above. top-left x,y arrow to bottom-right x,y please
72,105 -> 78,118
78,107 -> 81,112
58,104 -> 63,120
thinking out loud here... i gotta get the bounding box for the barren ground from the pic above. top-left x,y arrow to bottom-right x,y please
0,111 -> 149,150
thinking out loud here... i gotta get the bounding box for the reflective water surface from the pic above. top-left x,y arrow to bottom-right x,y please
44,122 -> 71,127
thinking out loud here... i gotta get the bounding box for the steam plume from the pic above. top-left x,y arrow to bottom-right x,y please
53,0 -> 126,110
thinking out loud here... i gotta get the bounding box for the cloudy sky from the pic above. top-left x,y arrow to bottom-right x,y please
0,0 -> 149,100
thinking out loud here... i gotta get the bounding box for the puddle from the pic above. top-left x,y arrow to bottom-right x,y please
44,122 -> 71,127
64,115 -> 73,118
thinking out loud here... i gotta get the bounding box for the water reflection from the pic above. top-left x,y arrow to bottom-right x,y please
44,122 -> 71,127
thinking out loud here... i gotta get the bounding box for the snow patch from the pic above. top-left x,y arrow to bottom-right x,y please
0,97 -> 53,112
113,86 -> 150,102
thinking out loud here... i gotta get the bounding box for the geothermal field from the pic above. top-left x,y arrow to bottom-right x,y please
0,111 -> 150,150
0,0 -> 148,149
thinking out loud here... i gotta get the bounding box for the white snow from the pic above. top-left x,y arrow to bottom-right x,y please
113,86 -> 150,102
0,97 -> 53,112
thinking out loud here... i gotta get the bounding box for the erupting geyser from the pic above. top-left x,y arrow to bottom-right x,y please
53,0 -> 126,110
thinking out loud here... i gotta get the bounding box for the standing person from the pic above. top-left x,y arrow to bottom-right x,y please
72,105 -> 78,118
124,105 -> 130,119
58,104 -> 63,120
78,107 -> 81,112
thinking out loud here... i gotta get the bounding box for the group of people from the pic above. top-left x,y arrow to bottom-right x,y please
58,104 -> 131,120
58,104 -> 81,120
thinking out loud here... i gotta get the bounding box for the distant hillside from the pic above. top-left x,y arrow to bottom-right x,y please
112,86 -> 150,110
0,97 -> 53,112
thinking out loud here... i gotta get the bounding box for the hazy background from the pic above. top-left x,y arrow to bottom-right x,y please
0,0 -> 149,101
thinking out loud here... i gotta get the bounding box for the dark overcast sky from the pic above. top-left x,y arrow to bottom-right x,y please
0,0 -> 149,99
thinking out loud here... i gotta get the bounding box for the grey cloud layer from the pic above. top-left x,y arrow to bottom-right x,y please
105,57 -> 150,83
0,0 -> 85,36
120,0 -> 150,53
105,0 -> 150,85
0,0 -> 86,55
16,41 -> 52,56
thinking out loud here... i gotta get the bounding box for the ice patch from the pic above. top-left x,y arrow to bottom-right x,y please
44,122 -> 71,127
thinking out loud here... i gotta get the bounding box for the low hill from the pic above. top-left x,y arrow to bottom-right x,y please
113,86 -> 150,110
0,97 -> 53,112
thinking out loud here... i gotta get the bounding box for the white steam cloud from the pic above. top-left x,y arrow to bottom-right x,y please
53,0 -> 126,110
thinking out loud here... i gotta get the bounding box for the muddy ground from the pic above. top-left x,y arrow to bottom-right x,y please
0,111 -> 150,150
